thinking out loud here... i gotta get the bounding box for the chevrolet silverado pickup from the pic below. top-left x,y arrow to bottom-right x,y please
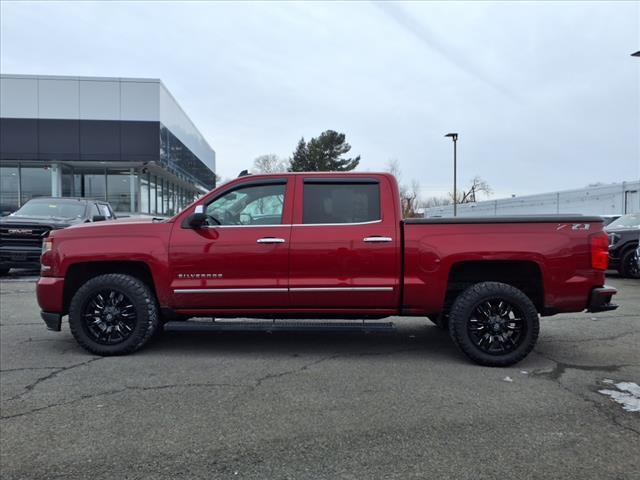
37,173 -> 618,366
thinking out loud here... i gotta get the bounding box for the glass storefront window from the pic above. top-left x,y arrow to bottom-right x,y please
168,182 -> 175,216
107,169 -> 133,213
150,175 -> 157,215
62,166 -> 74,197
20,166 -> 52,205
140,172 -> 150,214
0,166 -> 20,215
76,168 -> 106,201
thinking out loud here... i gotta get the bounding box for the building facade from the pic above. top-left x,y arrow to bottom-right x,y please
424,180 -> 640,218
0,74 -> 216,216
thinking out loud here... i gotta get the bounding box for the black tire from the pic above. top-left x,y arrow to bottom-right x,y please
68,273 -> 159,356
0,267 -> 10,276
618,248 -> 640,279
448,282 -> 540,367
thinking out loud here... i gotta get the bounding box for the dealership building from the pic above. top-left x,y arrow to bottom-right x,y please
0,74 -> 216,216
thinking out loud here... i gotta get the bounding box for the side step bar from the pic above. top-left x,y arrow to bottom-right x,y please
164,320 -> 395,333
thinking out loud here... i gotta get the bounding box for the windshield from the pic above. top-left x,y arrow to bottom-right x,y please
11,200 -> 86,219
607,213 -> 640,229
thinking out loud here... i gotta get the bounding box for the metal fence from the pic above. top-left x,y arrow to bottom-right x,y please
424,180 -> 640,218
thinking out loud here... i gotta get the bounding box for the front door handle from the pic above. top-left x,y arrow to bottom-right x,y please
363,236 -> 393,243
257,237 -> 286,244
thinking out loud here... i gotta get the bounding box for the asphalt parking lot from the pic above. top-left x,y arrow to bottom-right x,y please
1,273 -> 638,480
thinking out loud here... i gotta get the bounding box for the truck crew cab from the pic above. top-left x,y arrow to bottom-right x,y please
37,173 -> 617,366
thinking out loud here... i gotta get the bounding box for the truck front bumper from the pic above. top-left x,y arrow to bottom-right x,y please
587,286 -> 618,313
36,277 -> 65,331
41,311 -> 62,331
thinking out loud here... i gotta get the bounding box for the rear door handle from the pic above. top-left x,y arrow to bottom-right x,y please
363,236 -> 393,243
257,237 -> 286,244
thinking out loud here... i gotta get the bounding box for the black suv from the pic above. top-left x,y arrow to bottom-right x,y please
0,197 -> 116,274
605,213 -> 640,279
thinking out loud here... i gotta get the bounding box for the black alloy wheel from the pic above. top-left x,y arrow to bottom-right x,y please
467,299 -> 527,355
69,273 -> 159,356
619,248 -> 640,279
82,289 -> 137,345
448,281 -> 540,367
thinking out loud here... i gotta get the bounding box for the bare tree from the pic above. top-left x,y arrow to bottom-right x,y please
252,154 -> 290,174
385,159 -> 422,218
454,176 -> 493,204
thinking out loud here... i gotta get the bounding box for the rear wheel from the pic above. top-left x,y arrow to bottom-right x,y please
448,282 -> 539,367
69,273 -> 159,355
618,248 -> 640,279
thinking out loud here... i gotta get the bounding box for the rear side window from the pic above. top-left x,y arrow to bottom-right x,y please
99,204 -> 113,219
302,182 -> 380,224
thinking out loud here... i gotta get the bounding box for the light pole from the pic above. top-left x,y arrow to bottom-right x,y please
445,133 -> 458,216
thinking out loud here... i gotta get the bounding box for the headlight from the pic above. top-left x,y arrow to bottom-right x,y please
42,238 -> 53,254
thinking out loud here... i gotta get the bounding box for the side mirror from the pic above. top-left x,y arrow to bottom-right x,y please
186,205 -> 207,228
92,215 -> 106,222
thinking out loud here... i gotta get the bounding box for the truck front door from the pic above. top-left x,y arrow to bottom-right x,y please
169,178 -> 293,309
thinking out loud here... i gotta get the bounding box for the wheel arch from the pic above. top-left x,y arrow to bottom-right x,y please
444,260 -> 544,314
63,261 -> 157,315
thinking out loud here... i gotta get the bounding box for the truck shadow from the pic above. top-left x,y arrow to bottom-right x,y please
143,322 -> 464,362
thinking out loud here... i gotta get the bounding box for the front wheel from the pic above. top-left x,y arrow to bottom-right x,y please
448,282 -> 540,367
618,248 -> 640,279
68,273 -> 159,355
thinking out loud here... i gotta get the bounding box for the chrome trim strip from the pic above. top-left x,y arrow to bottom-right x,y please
174,286 -> 394,294
290,287 -> 394,292
293,219 -> 382,227
174,288 -> 288,294
202,219 -> 383,229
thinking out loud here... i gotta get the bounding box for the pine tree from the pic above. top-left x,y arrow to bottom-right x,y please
289,130 -> 360,172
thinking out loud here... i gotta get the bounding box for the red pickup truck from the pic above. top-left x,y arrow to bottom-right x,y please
37,172 -> 617,366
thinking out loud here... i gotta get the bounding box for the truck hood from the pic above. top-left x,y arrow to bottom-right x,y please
0,215 -> 79,228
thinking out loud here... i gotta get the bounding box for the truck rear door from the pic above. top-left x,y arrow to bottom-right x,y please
288,176 -> 400,309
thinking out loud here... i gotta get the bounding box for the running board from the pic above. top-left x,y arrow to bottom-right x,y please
164,320 -> 396,333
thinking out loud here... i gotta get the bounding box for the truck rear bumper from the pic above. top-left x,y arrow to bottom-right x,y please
587,286 -> 618,313
41,311 -> 62,331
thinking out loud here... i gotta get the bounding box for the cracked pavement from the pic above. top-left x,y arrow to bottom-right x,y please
1,275 -> 638,479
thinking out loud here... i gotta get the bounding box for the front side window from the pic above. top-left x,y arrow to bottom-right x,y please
302,182 -> 380,224
205,183 -> 286,226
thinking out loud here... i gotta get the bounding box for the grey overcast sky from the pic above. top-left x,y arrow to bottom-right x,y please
1,1 -> 639,198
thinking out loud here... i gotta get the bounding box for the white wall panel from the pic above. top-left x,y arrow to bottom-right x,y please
425,181 -> 640,217
0,77 -> 38,118
38,79 -> 79,119
80,80 -> 120,120
120,81 -> 159,121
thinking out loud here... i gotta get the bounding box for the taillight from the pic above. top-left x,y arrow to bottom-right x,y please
590,232 -> 609,271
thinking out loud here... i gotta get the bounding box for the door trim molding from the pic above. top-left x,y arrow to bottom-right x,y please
173,286 -> 394,294
174,288 -> 289,294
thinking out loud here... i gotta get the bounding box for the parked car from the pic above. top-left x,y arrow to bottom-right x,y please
600,215 -> 621,227
604,213 -> 640,278
0,197 -> 115,274
37,173 -> 617,366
